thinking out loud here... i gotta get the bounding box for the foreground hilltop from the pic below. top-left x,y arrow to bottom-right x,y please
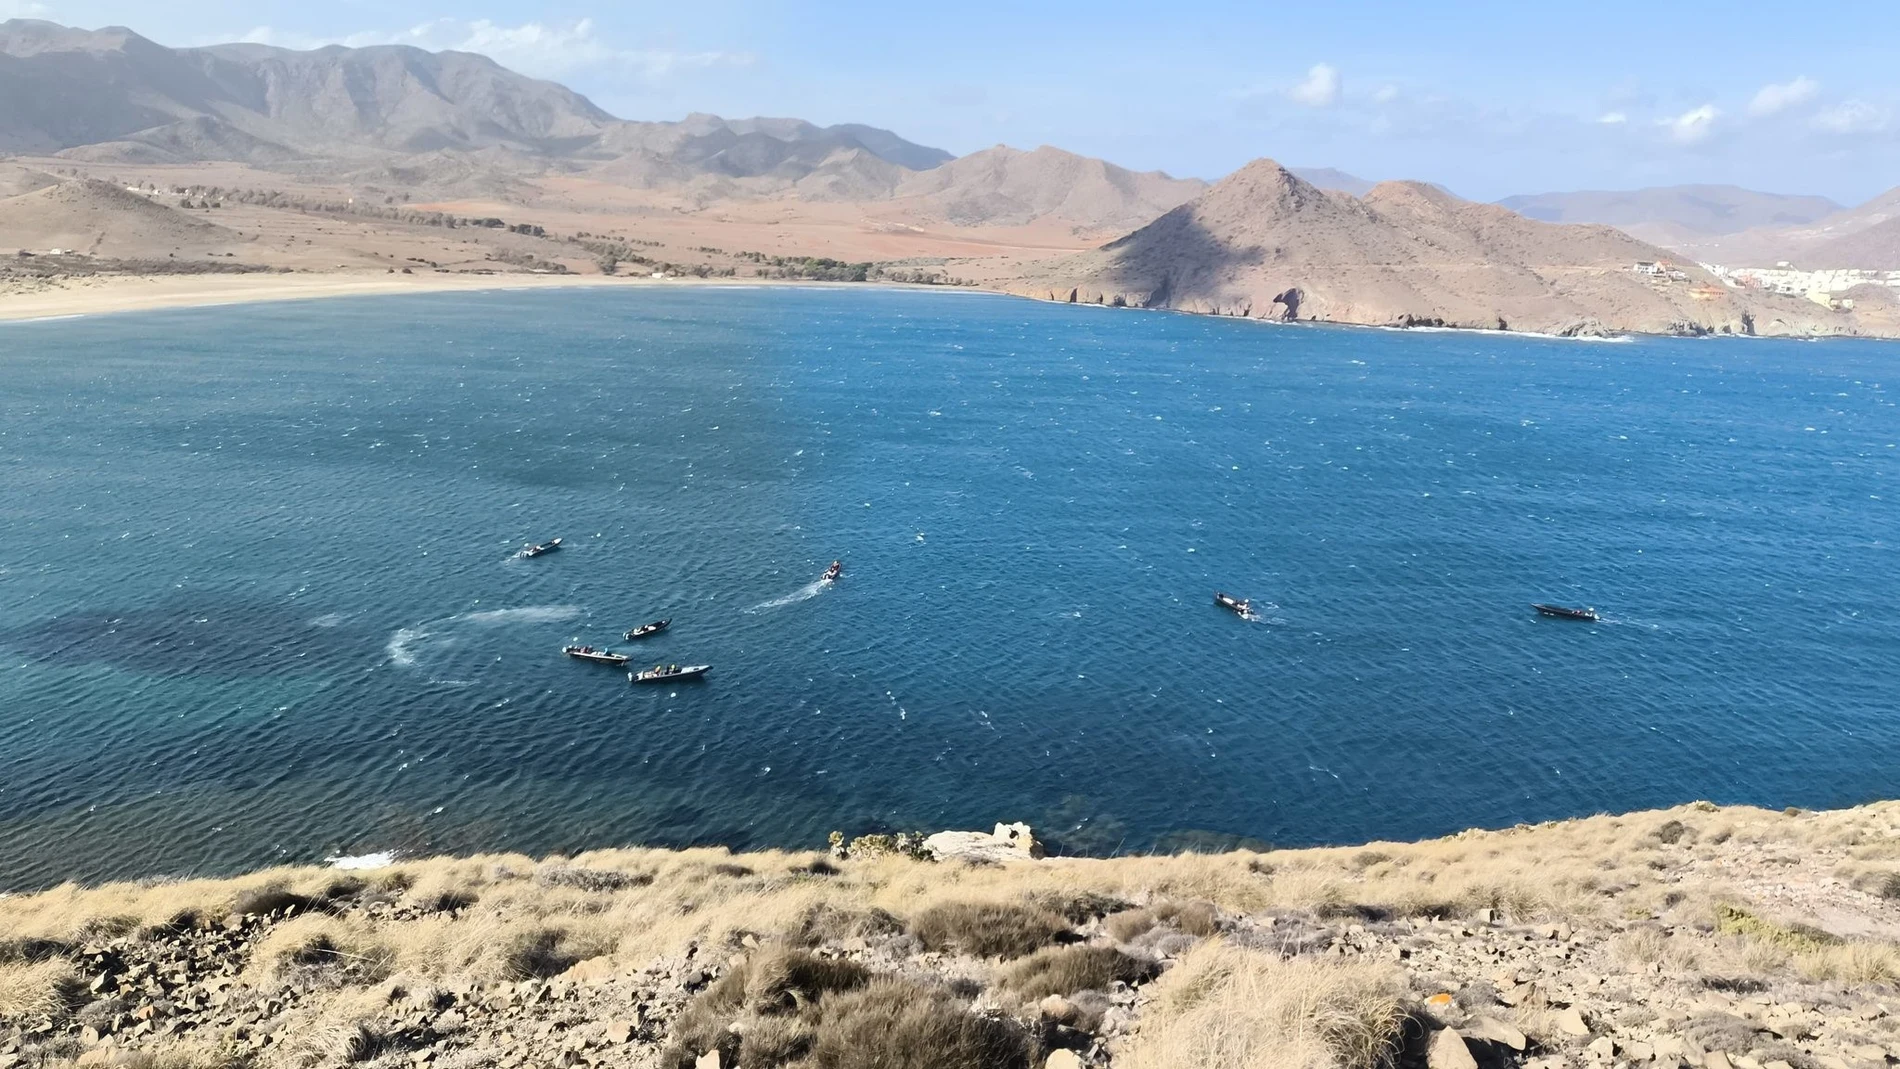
2,802 -> 1897,1069
999,160 -> 1861,338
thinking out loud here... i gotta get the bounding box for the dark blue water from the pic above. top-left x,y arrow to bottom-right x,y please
2,287 -> 1896,889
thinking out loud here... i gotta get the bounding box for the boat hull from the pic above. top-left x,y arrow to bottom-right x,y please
630,665 -> 710,683
563,646 -> 629,666
1532,604 -> 1599,621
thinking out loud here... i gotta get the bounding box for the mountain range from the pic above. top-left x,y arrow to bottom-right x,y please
1496,186 -> 1845,246
1,18 -> 1895,336
0,19 -> 1205,234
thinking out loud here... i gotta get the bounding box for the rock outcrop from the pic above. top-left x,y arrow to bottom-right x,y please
923,821 -> 1046,863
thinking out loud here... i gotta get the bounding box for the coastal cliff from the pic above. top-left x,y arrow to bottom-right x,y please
3,803 -> 1897,1069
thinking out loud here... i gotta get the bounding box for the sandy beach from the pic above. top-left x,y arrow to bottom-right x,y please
0,271 -> 718,323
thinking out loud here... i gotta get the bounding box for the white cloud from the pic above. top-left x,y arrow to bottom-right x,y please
1748,76 -> 1819,117
1812,99 -> 1887,135
1662,103 -> 1718,144
1597,111 -> 1628,125
1289,63 -> 1341,108
1372,84 -> 1399,104
231,18 -> 750,82
1,0 -> 48,15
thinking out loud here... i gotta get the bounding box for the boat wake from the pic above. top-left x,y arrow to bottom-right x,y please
459,605 -> 582,627
385,604 -> 583,669
746,580 -> 829,614
1240,602 -> 1285,625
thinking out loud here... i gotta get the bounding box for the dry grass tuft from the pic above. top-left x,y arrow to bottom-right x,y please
533,865 -> 654,892
1153,899 -> 1222,936
998,944 -> 1157,1000
1850,869 -> 1900,900
807,978 -> 1031,1069
1794,941 -> 1900,984
0,958 -> 81,1022
1105,908 -> 1158,943
665,947 -> 873,1068
908,901 -> 1070,960
497,924 -> 615,980
246,915 -> 394,989
1608,926 -> 1702,973
230,883 -> 316,918
1120,940 -> 1403,1069
792,903 -> 905,948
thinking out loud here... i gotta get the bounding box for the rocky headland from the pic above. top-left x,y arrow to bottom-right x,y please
3,802 -> 1897,1069
991,161 -> 1873,339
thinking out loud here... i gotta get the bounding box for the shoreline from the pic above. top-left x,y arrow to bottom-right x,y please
6,271 -> 1896,346
0,271 -> 971,324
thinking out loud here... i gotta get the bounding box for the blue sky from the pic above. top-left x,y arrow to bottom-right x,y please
11,0 -> 1900,203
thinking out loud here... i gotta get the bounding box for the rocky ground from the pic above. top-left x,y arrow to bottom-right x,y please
3,803 -> 1897,1069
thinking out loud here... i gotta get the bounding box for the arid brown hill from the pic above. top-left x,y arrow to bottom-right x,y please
888,145 -> 1207,235
0,177 -> 238,258
1009,159 -> 1856,337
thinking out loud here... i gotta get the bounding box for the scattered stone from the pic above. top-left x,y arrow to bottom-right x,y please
1464,1015 -> 1528,1051
1040,995 -> 1078,1025
1428,1027 -> 1481,1069
695,1051 -> 721,1069
1587,1035 -> 1616,1059
1045,1051 -> 1084,1069
1555,1007 -> 1591,1037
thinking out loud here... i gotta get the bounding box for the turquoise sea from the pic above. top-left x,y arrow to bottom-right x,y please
2,286 -> 1895,890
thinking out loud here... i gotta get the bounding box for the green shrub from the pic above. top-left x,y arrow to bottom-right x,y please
1714,905 -> 1842,953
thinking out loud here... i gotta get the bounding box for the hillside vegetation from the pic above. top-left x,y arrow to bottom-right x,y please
3,801 -> 1898,1069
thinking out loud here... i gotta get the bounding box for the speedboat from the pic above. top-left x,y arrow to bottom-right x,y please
630,664 -> 711,683
1533,603 -> 1599,622
1214,591 -> 1252,616
624,619 -> 671,640
563,645 -> 630,666
519,537 -> 563,558
822,560 -> 843,582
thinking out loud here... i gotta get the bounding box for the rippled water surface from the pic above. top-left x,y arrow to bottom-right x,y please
2,287 -> 1896,888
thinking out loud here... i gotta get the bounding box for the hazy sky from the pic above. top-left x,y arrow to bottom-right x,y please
11,0 -> 1900,203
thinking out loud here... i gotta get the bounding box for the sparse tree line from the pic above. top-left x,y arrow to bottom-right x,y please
38,172 -> 973,286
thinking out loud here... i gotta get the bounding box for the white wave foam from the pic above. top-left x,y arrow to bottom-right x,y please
326,851 -> 396,870
308,613 -> 350,628
385,627 -> 429,668
458,605 -> 581,626
386,604 -> 584,669
747,581 -> 828,613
